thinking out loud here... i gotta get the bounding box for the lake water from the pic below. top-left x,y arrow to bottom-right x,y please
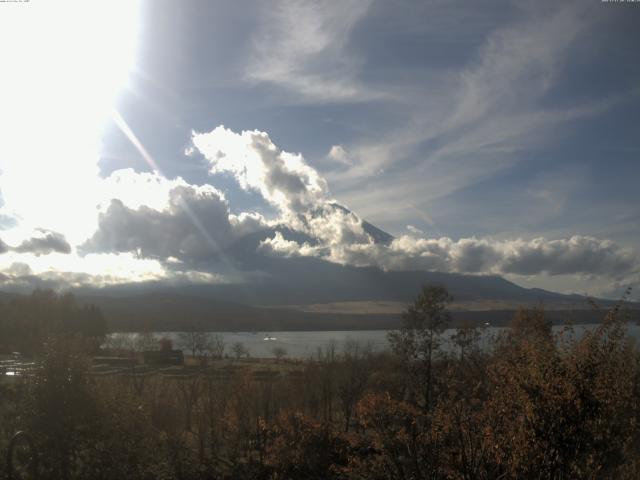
106,323 -> 640,359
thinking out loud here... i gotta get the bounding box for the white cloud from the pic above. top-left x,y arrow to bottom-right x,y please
0,253 -> 167,290
325,2 -> 621,234
190,126 -> 374,247
245,0 -> 375,102
191,126 -> 328,214
100,168 -> 191,212
190,124 -> 639,286
406,225 -> 424,235
258,231 -> 322,258
446,5 -> 587,130
260,233 -> 638,281
327,145 -> 351,165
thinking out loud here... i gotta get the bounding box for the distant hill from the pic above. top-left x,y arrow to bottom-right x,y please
0,285 -> 635,332
74,292 -> 636,332
172,254 -> 589,306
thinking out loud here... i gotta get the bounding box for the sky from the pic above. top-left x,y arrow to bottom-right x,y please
0,0 -> 639,300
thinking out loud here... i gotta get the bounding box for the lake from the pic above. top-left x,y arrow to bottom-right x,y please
106,323 -> 640,359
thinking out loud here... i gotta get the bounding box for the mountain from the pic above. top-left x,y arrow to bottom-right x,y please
2,211 -> 633,331
74,213 -> 609,309
330,203 -> 394,245
208,215 -> 586,306
75,291 -> 624,332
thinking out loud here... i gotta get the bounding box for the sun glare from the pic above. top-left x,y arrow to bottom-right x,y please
0,0 -> 140,243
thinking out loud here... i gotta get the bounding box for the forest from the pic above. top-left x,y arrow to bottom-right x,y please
0,287 -> 639,479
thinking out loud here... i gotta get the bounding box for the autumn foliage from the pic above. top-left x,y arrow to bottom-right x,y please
1,286 -> 639,479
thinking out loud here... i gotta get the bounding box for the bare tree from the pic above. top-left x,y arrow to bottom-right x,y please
231,341 -> 249,360
206,334 -> 225,359
179,331 -> 209,359
271,346 -> 287,362
316,340 -> 338,423
337,339 -> 371,431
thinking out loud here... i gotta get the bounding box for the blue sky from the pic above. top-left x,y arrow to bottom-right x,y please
0,0 -> 639,299
104,1 -> 640,240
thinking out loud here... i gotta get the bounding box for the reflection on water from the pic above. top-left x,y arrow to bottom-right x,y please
106,323 -> 640,359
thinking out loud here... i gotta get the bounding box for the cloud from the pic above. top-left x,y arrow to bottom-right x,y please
0,256 -> 229,293
327,145 -> 351,165
82,181 -> 266,263
325,2 -> 622,235
406,225 -> 423,235
190,126 -> 374,247
13,230 -> 71,255
447,4 -> 588,130
0,188 -> 18,231
258,231 -> 322,258
260,233 -> 638,280
0,237 -> 8,254
191,126 -> 328,215
0,214 -> 17,231
190,124 -> 639,284
245,0 -> 374,102
498,236 -> 636,278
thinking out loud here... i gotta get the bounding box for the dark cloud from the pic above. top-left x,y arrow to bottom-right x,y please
82,184 -> 265,263
13,230 -> 71,255
0,237 -> 8,254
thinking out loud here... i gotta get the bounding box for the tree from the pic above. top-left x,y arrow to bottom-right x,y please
388,285 -> 452,409
232,341 -> 249,360
179,331 -> 204,358
272,346 -> 287,362
136,329 -> 159,352
207,333 -> 225,359
337,339 -> 370,431
451,321 -> 481,363
25,335 -> 95,479
483,306 -> 638,478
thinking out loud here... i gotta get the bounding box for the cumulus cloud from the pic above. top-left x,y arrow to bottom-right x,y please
189,125 -> 640,284
260,233 -> 638,280
327,145 -> 351,165
191,126 -> 328,214
258,231 -> 323,258
190,126 -> 377,246
82,182 -> 266,262
2,113 -> 634,293
497,236 -> 639,278
13,229 -> 71,255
